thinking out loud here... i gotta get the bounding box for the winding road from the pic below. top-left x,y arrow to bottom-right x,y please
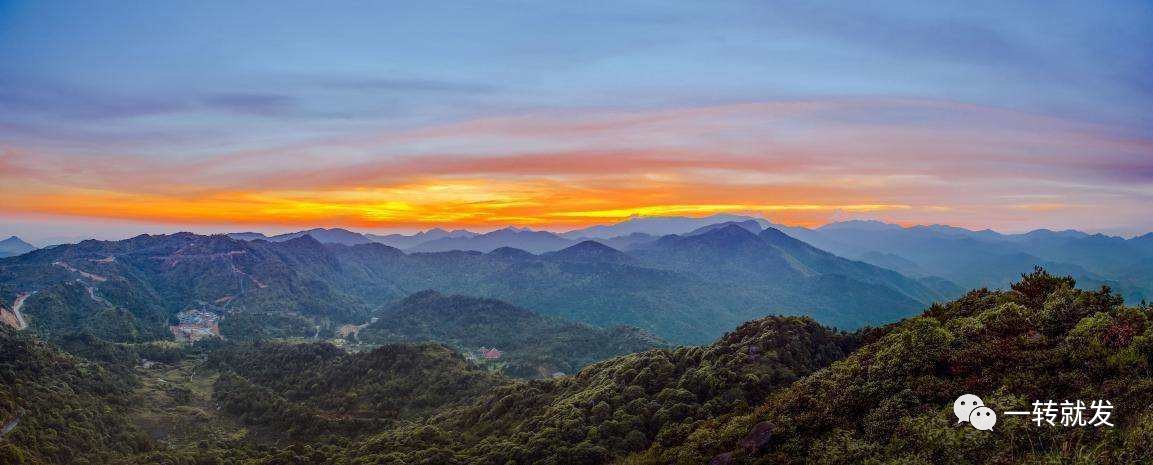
10,292 -> 31,330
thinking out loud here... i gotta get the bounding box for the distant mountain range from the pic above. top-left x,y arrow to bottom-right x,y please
242,216 -> 1146,303
227,228 -> 375,245
221,215 -> 774,253
4,215 -> 1150,344
407,227 -> 575,254
364,228 -> 476,249
781,220 -> 1153,303
0,224 -> 950,344
0,236 -> 36,258
189,216 -> 1131,306
560,213 -> 768,239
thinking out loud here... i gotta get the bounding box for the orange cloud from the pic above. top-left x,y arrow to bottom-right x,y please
2,98 -> 1150,233
4,170 -> 912,230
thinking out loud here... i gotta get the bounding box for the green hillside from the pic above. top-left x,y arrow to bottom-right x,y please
1,270 -> 1150,464
633,269 -> 1153,464
208,341 -> 501,438
356,290 -> 666,377
0,326 -> 151,464
344,315 -> 858,464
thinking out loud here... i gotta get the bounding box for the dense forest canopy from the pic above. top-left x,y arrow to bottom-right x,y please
356,290 -> 665,377
1,269 -> 1149,464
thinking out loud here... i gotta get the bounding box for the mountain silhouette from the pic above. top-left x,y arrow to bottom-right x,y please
408,227 -> 575,253
366,228 -> 477,249
541,240 -> 634,264
0,236 -> 36,258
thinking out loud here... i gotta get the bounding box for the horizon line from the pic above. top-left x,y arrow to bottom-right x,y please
6,213 -> 1149,247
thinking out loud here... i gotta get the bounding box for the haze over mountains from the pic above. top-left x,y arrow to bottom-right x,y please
783,220 -> 1153,303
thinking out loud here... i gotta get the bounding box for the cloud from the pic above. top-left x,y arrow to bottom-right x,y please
2,98 -> 1150,233
757,1 -> 1043,66
199,92 -> 298,117
312,76 -> 498,94
0,79 -> 188,121
229,98 -> 1152,188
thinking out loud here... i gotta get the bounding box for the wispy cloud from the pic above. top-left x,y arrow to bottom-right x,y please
199,92 -> 297,117
2,98 -> 1150,233
0,79 -> 188,121
312,76 -> 498,94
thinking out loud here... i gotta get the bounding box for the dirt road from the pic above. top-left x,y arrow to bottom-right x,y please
10,292 -> 31,330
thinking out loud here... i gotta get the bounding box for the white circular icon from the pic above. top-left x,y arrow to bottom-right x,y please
953,394 -> 984,423
969,406 -> 997,431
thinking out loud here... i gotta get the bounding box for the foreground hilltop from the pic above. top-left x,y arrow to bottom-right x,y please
1,270 -> 1150,464
301,271 -> 1151,465
638,269 -> 1153,464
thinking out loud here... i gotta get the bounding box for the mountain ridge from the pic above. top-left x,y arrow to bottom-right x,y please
0,227 -> 944,345
408,227 -> 575,253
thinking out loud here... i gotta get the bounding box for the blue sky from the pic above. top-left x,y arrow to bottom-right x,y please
1,0 -> 1151,242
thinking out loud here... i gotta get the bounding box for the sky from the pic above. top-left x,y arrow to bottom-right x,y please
1,0 -> 1151,244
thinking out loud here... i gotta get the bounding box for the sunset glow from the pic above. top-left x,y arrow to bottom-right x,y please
1,1 -> 1150,241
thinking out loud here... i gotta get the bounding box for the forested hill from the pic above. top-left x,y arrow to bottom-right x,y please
1,271 -> 1150,464
635,269 -> 1153,464
356,291 -> 665,377
0,233 -> 398,343
0,326 -> 151,464
342,315 -> 860,464
207,341 -> 502,438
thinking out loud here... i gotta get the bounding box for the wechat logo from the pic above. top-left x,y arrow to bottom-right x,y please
954,394 -> 997,431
